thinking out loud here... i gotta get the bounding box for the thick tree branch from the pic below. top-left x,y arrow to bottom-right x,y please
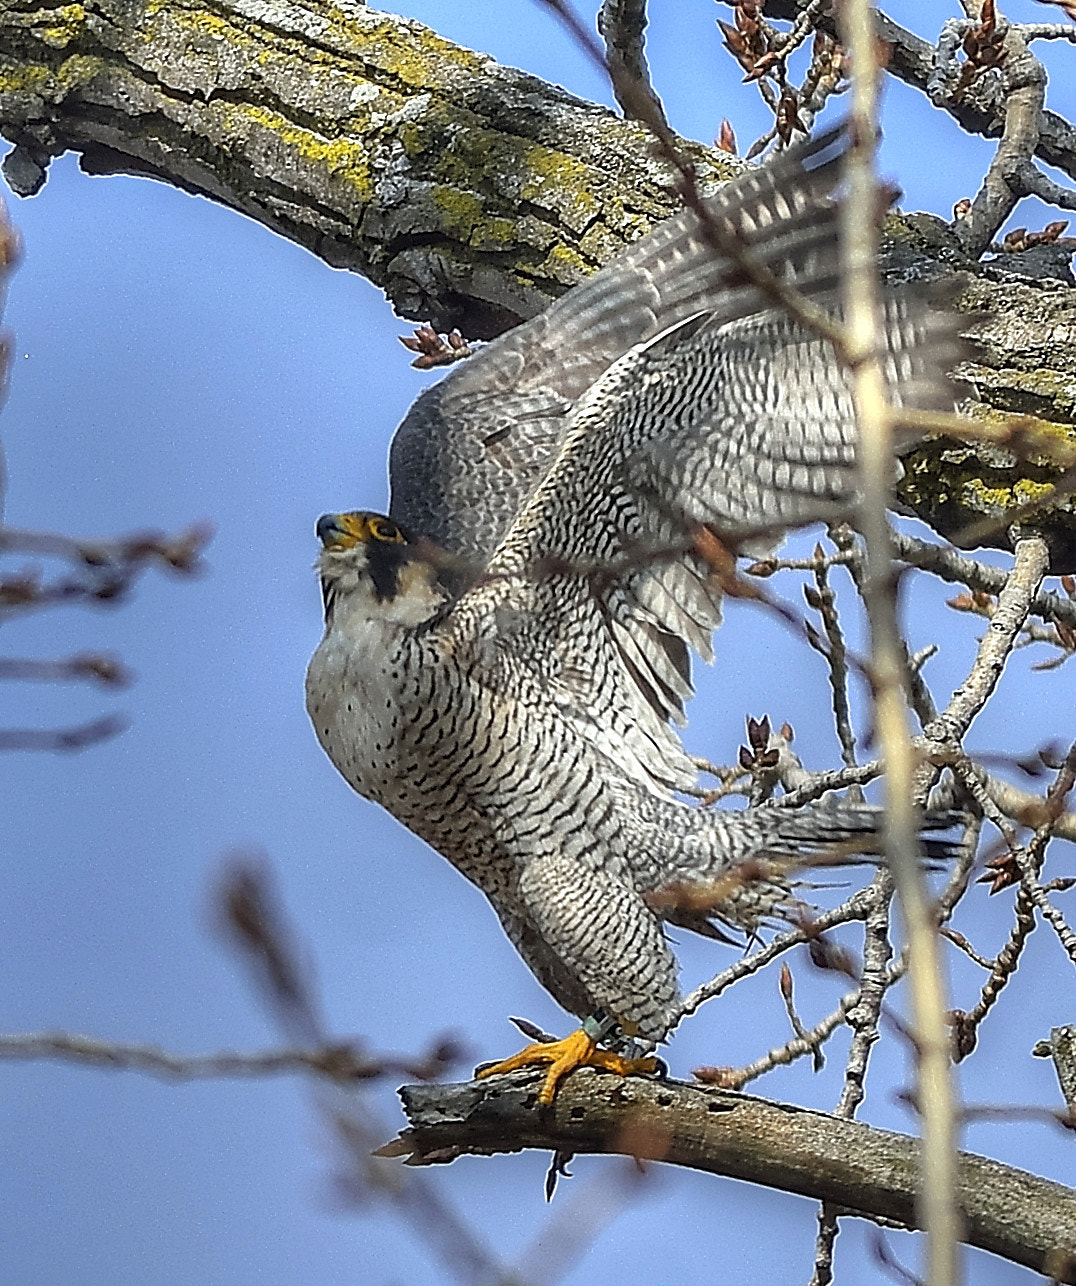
0,0 -> 731,338
388,1073 -> 1076,1284
1,0 -> 1074,560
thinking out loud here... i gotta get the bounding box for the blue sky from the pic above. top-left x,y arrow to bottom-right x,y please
2,2 -> 1075,1283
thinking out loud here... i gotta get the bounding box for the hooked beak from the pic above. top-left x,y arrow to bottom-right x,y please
316,513 -> 358,549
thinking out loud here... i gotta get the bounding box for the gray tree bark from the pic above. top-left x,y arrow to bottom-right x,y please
2,0 -> 1073,561
389,1072 -> 1076,1283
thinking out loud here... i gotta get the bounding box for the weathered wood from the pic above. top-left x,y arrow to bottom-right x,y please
1,0 -> 1074,560
392,1071 -> 1076,1282
0,0 -> 734,336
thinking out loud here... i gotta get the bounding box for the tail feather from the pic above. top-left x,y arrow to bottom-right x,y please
650,799 -> 963,938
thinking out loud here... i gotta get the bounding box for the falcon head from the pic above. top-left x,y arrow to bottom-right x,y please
315,510 -> 448,626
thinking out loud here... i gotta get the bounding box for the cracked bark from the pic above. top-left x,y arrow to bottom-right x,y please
0,0 -> 733,338
0,0 -> 1074,561
389,1073 -> 1076,1284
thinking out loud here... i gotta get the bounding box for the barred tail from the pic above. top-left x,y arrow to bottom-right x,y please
634,790 -> 959,939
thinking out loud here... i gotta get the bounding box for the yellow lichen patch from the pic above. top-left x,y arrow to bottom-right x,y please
431,185 -> 483,240
430,125 -> 502,190
519,143 -> 601,232
962,403 -> 1076,467
223,102 -> 373,202
534,239 -> 591,287
963,476 -> 1058,511
163,5 -> 254,48
0,63 -> 54,94
344,13 -> 489,88
56,54 -> 106,88
37,4 -> 87,49
468,216 -> 520,252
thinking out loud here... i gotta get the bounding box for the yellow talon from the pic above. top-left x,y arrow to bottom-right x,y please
476,1027 -> 658,1105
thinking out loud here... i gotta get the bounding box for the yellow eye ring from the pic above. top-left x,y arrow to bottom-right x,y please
369,518 -> 404,544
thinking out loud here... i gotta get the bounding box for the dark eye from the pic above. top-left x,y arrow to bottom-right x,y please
371,519 -> 403,543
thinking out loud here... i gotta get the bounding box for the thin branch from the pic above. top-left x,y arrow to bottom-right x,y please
944,17 -> 1052,258
810,878 -> 897,1285
836,876 -> 895,1118
808,553 -> 858,767
217,860 -> 515,1286
0,1031 -> 461,1084
890,531 -> 1076,632
809,1204 -> 841,1286
695,995 -> 850,1090
675,888 -> 876,1022
928,757 -> 1076,844
767,761 -> 886,808
597,0 -> 664,123
839,0 -> 959,1275
921,535 -> 1050,751
764,0 -> 1076,183
0,653 -> 132,686
0,715 -> 127,752
950,888 -> 1038,1061
1008,158 -> 1076,210
1011,842 -> 1076,964
0,523 -> 210,619
1032,1026 -> 1076,1117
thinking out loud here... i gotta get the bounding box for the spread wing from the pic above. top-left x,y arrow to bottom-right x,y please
462,142 -> 965,794
387,128 -> 850,568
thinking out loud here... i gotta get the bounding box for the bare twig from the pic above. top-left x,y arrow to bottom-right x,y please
928,755 -> 1076,844
0,1031 -> 461,1084
890,531 -> 1076,632
921,535 -> 1050,751
836,875 -> 895,1119
780,963 -> 824,1070
945,15 -> 1068,256
768,760 -> 886,808
764,0 -> 1076,183
950,887 -> 1037,1061
0,715 -> 127,752
807,550 -> 858,767
217,860 -> 515,1286
809,1203 -> 841,1286
0,523 -> 210,619
1032,1025 -> 1076,1116
838,0 -> 960,1275
694,999 -> 849,1090
597,0 -> 664,123
940,927 -> 995,972
0,653 -> 131,686
676,888 -> 876,1022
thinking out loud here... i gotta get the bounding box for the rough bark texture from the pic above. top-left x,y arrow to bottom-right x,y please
0,0 -> 1074,560
393,1072 -> 1076,1283
0,0 -> 733,338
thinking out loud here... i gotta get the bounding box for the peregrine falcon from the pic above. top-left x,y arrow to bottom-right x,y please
306,128 -> 961,1102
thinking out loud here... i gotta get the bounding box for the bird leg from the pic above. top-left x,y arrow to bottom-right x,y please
475,1014 -> 658,1105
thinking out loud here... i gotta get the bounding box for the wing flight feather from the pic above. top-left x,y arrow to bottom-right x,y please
460,135 -> 965,792
388,128 -> 851,567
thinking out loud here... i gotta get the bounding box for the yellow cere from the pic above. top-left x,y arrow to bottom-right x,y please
318,512 -> 405,549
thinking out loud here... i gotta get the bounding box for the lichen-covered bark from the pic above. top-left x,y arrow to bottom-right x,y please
883,224 -> 1076,568
1,0 -> 1074,560
0,0 -> 734,336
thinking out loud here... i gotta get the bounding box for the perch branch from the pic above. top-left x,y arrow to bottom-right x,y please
388,1073 -> 1076,1284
